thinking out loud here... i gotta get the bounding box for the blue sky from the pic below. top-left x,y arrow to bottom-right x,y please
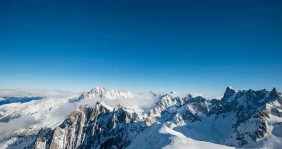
0,0 -> 282,97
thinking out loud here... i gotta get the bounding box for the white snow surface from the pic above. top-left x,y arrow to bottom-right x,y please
80,85 -> 135,100
0,95 -> 80,141
0,86 -> 158,142
0,86 -> 282,149
127,123 -> 234,149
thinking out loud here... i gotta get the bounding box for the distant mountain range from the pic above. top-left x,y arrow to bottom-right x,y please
0,86 -> 281,149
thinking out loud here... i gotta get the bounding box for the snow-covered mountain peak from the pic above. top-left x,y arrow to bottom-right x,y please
1,87 -> 282,149
186,93 -> 193,98
170,91 -> 177,94
90,85 -> 107,94
270,87 -> 280,99
222,86 -> 237,101
226,86 -> 237,93
227,86 -> 236,90
78,86 -> 135,100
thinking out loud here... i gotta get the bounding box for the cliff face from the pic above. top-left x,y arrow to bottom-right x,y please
32,102 -> 156,149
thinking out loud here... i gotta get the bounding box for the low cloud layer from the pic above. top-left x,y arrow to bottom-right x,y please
0,89 -> 79,97
0,116 -> 38,140
54,93 -> 159,118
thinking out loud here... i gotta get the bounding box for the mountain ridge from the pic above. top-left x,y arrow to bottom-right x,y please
0,86 -> 281,149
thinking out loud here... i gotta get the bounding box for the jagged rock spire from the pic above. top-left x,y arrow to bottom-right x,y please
270,87 -> 279,99
222,86 -> 237,101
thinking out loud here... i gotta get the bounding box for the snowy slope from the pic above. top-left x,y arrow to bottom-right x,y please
127,123 -> 234,149
0,86 -> 157,148
0,86 -> 281,149
0,95 -> 81,141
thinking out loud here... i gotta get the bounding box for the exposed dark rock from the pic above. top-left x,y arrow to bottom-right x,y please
32,102 -> 152,149
222,86 -> 237,102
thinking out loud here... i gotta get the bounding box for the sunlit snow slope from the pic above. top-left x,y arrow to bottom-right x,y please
0,86 -> 281,149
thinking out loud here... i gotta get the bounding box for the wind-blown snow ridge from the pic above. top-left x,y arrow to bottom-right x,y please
227,86 -> 236,91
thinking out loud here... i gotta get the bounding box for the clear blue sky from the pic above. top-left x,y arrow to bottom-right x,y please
0,0 -> 282,97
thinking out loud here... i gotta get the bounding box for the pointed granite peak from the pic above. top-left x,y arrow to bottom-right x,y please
225,86 -> 237,94
187,94 -> 193,98
227,86 -> 237,91
270,87 -> 279,99
222,86 -> 237,101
